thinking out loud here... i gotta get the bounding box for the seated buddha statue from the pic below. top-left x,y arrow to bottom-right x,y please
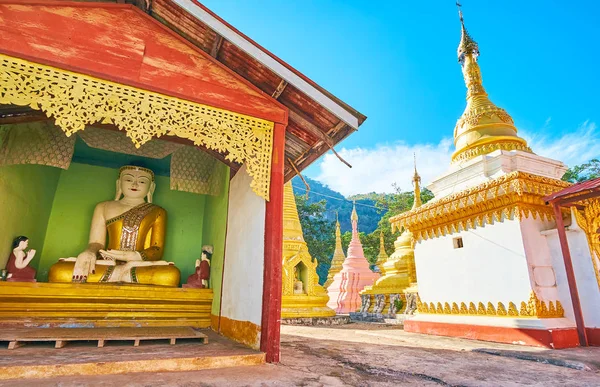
48,165 -> 180,287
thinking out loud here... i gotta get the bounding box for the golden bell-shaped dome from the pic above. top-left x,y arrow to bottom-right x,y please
452,7 -> 531,163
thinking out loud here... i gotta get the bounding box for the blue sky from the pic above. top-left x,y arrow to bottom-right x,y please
202,0 -> 600,195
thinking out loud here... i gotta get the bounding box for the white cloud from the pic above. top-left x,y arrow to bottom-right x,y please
522,120 -> 600,167
313,139 -> 453,196
310,121 -> 599,197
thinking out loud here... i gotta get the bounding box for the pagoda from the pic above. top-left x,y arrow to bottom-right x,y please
358,164 -> 422,317
327,202 -> 380,313
390,5 -> 584,348
324,215 -> 345,288
281,182 -> 335,318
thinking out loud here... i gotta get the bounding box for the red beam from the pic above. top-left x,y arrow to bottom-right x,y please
556,189 -> 600,206
260,122 -> 285,363
551,202 -> 587,346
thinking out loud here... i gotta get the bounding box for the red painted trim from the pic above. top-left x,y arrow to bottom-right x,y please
0,1 -> 287,124
586,327 -> 600,346
260,122 -> 285,363
551,203 -> 588,346
405,320 -> 580,349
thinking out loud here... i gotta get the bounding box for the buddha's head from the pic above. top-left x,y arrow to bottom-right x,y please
115,165 -> 156,203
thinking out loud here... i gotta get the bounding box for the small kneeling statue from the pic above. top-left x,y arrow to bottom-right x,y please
183,245 -> 213,289
48,165 -> 180,286
5,236 -> 37,282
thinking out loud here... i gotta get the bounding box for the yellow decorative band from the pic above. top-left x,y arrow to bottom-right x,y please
452,141 -> 532,163
0,54 -> 274,200
417,292 -> 564,318
390,171 -> 570,241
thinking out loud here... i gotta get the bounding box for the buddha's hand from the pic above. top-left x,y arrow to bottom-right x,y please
72,251 -> 96,283
99,249 -> 142,262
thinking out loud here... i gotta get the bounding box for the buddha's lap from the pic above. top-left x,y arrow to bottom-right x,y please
48,261 -> 180,286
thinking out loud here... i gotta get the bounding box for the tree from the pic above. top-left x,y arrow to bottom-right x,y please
562,159 -> 600,183
294,194 -> 336,284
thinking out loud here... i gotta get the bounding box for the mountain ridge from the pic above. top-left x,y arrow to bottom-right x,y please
291,176 -> 385,234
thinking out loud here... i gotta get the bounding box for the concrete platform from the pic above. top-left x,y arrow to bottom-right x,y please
0,329 -> 264,380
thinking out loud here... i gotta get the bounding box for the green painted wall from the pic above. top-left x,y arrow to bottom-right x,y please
0,165 -> 61,274
203,164 -> 230,316
39,163 -> 208,283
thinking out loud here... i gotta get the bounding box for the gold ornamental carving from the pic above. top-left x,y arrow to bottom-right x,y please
416,291 -> 564,318
452,141 -> 532,163
0,54 -> 274,200
573,199 -> 600,291
390,171 -> 570,241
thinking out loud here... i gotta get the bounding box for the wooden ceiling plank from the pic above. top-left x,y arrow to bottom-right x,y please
210,34 -> 224,58
271,79 -> 288,99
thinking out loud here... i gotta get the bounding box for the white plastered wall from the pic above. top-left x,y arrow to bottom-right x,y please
542,211 -> 600,328
520,216 -> 569,315
415,218 -> 532,306
221,165 -> 266,327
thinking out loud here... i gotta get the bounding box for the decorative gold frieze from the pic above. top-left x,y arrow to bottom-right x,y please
416,292 -> 564,318
0,54 -> 274,200
390,171 -> 570,241
452,141 -> 532,163
573,199 -> 600,291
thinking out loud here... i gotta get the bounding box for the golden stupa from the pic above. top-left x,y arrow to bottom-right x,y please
324,215 -> 345,289
452,7 -> 531,163
359,164 -> 421,315
281,182 -> 335,318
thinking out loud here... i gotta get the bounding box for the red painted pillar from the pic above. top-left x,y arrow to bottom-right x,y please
551,203 -> 588,346
261,122 -> 285,363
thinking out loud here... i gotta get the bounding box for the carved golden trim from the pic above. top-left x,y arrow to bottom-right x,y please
390,171 -> 570,241
452,141 -> 532,163
0,54 -> 274,200
573,200 -> 600,291
416,292 -> 564,318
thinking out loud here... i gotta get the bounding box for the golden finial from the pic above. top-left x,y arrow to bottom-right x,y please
412,154 -> 422,210
456,1 -> 479,65
375,229 -> 388,273
451,2 -> 530,164
351,200 -> 358,222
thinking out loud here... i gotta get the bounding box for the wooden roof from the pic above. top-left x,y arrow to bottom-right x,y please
0,0 -> 367,182
544,177 -> 600,206
149,0 -> 366,181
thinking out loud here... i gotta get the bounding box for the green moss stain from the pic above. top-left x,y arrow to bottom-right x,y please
0,165 -> 61,275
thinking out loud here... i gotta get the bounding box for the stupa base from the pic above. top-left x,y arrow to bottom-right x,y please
349,312 -> 415,326
281,294 -> 336,319
281,315 -> 351,326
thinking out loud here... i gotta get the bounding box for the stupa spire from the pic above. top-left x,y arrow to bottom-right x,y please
452,2 -> 530,164
375,229 -> 388,274
412,154 -> 422,210
324,213 -> 346,288
282,181 -> 305,243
